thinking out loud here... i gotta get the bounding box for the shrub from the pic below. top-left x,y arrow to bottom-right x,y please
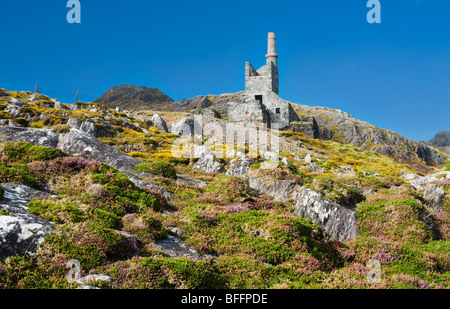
94,208 -> 122,229
0,163 -> 40,189
46,157 -> 89,175
134,161 -> 177,179
0,111 -> 12,119
30,121 -> 45,128
13,117 -> 28,126
52,124 -> 70,133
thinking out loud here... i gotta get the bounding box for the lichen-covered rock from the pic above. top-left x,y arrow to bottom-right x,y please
170,117 -> 202,137
193,154 -> 223,174
0,127 -> 60,148
423,183 -> 445,211
409,171 -> 450,190
152,114 -> 168,133
153,235 -> 203,260
226,158 -> 251,177
57,129 -> 141,172
291,186 -> 357,241
67,118 -> 81,129
5,105 -> 22,118
176,175 -> 208,188
0,183 -> 55,260
190,145 -> 213,159
79,119 -> 98,137
246,176 -> 357,241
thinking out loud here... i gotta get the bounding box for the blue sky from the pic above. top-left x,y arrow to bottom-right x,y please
1,0 -> 449,141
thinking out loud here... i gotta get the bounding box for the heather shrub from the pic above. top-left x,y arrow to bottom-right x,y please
46,156 -> 89,175
134,161 -> 177,179
41,222 -> 139,270
1,142 -> 67,164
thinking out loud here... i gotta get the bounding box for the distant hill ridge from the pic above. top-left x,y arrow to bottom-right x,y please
429,131 -> 450,154
94,85 -> 174,111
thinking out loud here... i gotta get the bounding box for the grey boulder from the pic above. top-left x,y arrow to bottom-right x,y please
152,114 -> 168,133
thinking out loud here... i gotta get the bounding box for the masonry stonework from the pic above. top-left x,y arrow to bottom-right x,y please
228,32 -> 300,129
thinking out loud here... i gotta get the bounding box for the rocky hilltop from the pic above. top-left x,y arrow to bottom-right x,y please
0,88 -> 449,290
166,92 -> 445,170
94,85 -> 174,111
429,131 -> 450,154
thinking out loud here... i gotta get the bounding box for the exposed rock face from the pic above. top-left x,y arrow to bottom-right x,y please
429,131 -> 450,148
0,127 -> 60,148
409,171 -> 450,190
291,186 -> 357,241
190,145 -> 213,159
292,104 -> 445,166
0,183 -> 55,260
5,98 -> 27,118
170,117 -> 202,137
423,184 -> 445,211
57,129 -> 141,171
245,175 -> 357,241
193,154 -> 224,174
94,85 -> 174,111
226,158 -> 251,177
201,108 -> 221,119
168,93 -> 244,115
428,131 -> 450,154
151,114 -> 168,133
153,235 -> 203,260
79,119 -> 98,137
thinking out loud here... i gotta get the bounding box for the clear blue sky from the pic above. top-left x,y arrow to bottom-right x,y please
1,0 -> 449,141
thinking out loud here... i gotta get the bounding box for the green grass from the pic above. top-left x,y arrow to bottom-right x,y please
134,161 -> 177,179
1,142 -> 67,164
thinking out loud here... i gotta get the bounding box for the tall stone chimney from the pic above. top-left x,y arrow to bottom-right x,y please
266,32 -> 278,67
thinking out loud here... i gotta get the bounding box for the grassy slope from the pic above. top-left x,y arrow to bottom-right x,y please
0,90 -> 449,289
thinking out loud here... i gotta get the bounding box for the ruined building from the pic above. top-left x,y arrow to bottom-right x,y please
227,32 -> 301,129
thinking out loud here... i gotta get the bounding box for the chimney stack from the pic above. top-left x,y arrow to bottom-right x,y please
266,32 -> 278,66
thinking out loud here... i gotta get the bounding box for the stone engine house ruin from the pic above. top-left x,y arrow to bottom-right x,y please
228,32 -> 300,129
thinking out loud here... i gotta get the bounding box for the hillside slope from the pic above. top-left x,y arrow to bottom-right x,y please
94,85 -> 174,111
0,88 -> 449,290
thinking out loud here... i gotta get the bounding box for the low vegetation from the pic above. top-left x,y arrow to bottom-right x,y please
0,90 -> 449,289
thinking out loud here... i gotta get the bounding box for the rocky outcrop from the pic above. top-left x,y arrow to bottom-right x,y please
122,172 -> 174,202
153,235 -> 203,260
423,184 -> 445,211
409,171 -> 450,190
245,175 -> 357,241
291,186 -> 357,241
170,117 -> 203,137
292,104 -> 446,166
0,183 -> 55,260
57,129 -> 141,171
151,114 -> 168,133
226,158 -> 251,177
428,131 -> 450,154
193,154 -> 224,174
0,127 -> 60,148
